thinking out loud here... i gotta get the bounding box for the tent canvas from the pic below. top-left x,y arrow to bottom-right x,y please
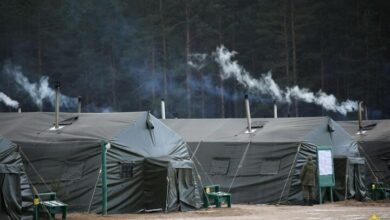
339,120 -> 390,184
0,112 -> 202,214
0,135 -> 31,220
163,117 -> 367,204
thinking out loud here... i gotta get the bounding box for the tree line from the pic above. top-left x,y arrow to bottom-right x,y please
0,0 -> 389,119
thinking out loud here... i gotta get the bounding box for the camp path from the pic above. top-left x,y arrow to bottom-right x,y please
68,202 -> 390,220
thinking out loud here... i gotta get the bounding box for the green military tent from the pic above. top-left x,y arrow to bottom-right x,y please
0,112 -> 201,214
339,120 -> 390,184
163,117 -> 368,204
0,135 -> 31,220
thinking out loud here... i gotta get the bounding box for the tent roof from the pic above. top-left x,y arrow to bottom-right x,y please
163,117 -> 347,143
0,112 -> 145,144
0,111 -> 189,158
0,135 -> 16,158
338,120 -> 390,142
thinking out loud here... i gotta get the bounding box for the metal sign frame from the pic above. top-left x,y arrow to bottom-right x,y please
316,146 -> 335,204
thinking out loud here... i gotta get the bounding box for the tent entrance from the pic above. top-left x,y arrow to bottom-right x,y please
144,160 -> 168,211
333,158 -> 348,201
175,168 -> 196,211
143,160 -> 200,212
332,157 -> 367,201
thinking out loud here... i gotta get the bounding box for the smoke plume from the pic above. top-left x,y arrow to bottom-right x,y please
3,63 -> 77,109
0,91 -> 19,108
188,53 -> 208,71
189,45 -> 357,115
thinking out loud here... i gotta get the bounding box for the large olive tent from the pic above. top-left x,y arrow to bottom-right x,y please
163,117 -> 368,204
0,112 -> 201,214
0,135 -> 31,220
339,120 -> 390,184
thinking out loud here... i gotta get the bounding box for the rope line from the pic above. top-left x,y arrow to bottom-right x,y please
190,141 -> 202,160
19,148 -> 51,192
87,167 -> 102,213
227,139 -> 252,193
20,156 -> 53,220
187,145 -> 214,185
358,144 -> 379,181
277,144 -> 301,205
186,142 -> 212,206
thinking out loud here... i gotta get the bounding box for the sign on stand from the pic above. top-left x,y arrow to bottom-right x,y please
316,146 -> 335,204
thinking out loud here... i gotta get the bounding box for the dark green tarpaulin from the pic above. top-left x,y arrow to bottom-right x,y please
0,135 -> 31,220
339,120 -> 390,184
0,112 -> 202,214
163,117 -> 368,204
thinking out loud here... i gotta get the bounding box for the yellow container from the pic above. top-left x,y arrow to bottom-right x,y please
33,198 -> 40,206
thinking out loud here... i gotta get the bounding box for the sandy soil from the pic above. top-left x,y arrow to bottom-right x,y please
66,201 -> 390,220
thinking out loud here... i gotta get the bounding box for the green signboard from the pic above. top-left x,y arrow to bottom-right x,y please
316,146 -> 335,203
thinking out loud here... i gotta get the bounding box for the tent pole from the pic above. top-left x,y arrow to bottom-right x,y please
101,141 -> 107,215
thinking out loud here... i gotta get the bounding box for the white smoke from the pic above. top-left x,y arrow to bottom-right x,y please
212,45 -> 357,115
0,91 -> 19,108
188,53 -> 208,70
3,64 -> 77,109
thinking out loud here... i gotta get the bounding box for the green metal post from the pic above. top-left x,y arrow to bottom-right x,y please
101,141 -> 107,215
330,187 -> 334,203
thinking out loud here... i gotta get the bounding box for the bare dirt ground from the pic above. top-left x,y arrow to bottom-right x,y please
67,201 -> 390,220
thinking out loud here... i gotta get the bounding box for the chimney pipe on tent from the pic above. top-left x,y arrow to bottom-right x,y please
54,81 -> 61,129
273,101 -> 278,118
245,94 -> 253,133
358,101 -> 363,132
365,105 -> 368,120
161,98 -> 166,119
77,96 -> 82,113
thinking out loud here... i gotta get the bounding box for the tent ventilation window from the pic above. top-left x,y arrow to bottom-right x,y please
121,163 -> 134,178
209,159 -> 230,175
259,160 -> 281,175
61,161 -> 84,181
227,159 -> 280,176
251,121 -> 267,129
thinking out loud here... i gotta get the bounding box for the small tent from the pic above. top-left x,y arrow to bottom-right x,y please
0,135 -> 31,220
339,120 -> 390,184
0,112 -> 201,214
163,117 -> 367,204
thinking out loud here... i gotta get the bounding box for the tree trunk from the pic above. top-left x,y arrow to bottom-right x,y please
151,37 -> 156,106
160,0 -> 168,100
320,49 -> 324,91
364,9 -> 370,105
283,0 -> 290,83
185,0 -> 192,118
218,13 -> 225,118
38,41 -> 43,78
110,44 -> 117,110
199,70 -> 205,118
290,0 -> 298,116
37,15 -> 43,111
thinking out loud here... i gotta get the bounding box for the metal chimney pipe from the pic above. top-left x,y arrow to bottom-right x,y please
77,96 -> 82,113
364,105 -> 368,120
161,98 -> 166,119
245,94 -> 252,133
358,101 -> 363,132
55,81 -> 61,129
273,101 -> 278,118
